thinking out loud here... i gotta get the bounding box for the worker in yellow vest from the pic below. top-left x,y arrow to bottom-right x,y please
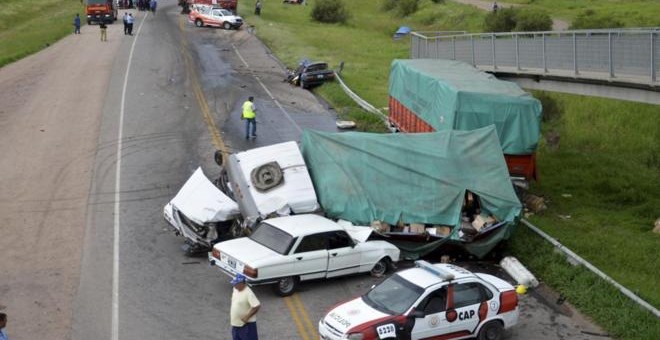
241,96 -> 257,139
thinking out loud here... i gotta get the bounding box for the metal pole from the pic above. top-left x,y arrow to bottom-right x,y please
471,35 -> 476,66
452,36 -> 456,60
521,219 -> 660,318
573,32 -> 579,75
515,34 -> 520,70
608,32 -> 614,78
425,37 -> 429,59
652,32 -> 657,82
492,34 -> 497,69
542,33 -> 547,73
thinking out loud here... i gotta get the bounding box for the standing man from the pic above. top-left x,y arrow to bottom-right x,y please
254,1 -> 261,16
127,13 -> 134,35
99,21 -> 108,41
0,313 -> 7,340
73,14 -> 81,34
241,96 -> 257,139
123,12 -> 129,34
230,274 -> 260,340
150,0 -> 157,15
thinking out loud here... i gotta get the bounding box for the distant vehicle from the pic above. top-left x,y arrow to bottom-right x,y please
189,5 -> 244,29
190,0 -> 237,13
286,60 -> 335,89
208,214 -> 400,296
319,260 -> 520,340
85,0 -> 118,25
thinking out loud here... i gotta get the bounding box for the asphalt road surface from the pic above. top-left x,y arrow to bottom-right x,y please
1,1 -> 604,340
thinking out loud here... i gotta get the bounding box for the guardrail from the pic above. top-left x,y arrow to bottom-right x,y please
411,29 -> 660,86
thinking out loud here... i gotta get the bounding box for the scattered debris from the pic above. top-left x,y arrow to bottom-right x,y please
654,218 -> 660,234
524,194 -> 547,213
558,214 -> 572,220
561,193 -> 572,198
336,120 -> 356,129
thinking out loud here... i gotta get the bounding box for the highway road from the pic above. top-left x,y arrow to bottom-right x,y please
0,1 -> 608,340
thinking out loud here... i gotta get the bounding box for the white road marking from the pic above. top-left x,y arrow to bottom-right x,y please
232,44 -> 303,134
113,12 -> 147,340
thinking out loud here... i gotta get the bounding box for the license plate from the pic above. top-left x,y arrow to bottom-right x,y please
227,258 -> 236,269
317,75 -> 324,79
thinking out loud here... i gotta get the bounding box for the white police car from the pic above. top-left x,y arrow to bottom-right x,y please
319,261 -> 519,340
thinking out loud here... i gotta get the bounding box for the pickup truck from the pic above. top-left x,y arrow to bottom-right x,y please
287,61 -> 335,89
189,4 -> 243,29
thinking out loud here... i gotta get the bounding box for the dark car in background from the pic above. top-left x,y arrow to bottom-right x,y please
287,60 -> 335,89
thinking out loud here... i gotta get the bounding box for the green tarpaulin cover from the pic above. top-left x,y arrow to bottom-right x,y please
389,59 -> 542,155
301,127 -> 522,258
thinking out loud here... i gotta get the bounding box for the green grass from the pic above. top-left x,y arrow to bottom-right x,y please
495,0 -> 660,26
0,0 -> 85,66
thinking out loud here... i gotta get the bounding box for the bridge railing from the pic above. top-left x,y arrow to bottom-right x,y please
411,29 -> 660,85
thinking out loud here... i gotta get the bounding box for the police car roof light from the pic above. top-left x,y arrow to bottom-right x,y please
415,260 -> 455,281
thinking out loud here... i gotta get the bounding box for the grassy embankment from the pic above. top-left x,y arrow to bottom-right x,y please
501,0 -> 660,27
239,1 -> 660,339
0,0 -> 85,67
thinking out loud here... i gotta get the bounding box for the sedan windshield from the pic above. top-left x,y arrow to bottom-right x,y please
249,222 -> 294,255
363,274 -> 424,315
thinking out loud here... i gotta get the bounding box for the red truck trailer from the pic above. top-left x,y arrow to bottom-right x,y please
388,59 -> 543,181
85,0 -> 118,25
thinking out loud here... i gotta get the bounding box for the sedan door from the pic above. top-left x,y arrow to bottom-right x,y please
291,233 -> 329,280
326,231 -> 361,278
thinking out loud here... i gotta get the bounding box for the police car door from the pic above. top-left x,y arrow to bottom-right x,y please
409,286 -> 450,339
443,282 -> 486,336
211,9 -> 223,26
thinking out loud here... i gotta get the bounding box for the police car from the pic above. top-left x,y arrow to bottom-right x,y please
318,261 -> 519,340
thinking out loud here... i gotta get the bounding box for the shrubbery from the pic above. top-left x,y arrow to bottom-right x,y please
381,0 -> 397,12
570,9 -> 624,29
311,0 -> 349,24
381,0 -> 421,17
483,7 -> 552,32
430,0 -> 445,4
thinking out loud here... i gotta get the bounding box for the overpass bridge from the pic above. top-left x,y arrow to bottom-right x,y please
410,29 -> 660,105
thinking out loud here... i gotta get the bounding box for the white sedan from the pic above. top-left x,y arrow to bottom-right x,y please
319,261 -> 519,340
208,214 -> 400,296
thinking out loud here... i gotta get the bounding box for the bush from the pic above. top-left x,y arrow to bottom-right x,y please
430,0 -> 445,3
483,7 -> 517,32
570,10 -> 624,29
514,9 -> 552,32
534,91 -> 563,123
397,0 -> 420,17
381,0 -> 397,12
311,0 -> 350,24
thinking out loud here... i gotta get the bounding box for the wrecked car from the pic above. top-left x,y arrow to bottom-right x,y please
286,60 -> 335,89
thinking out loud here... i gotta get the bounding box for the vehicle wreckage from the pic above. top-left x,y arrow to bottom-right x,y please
164,126 -> 522,259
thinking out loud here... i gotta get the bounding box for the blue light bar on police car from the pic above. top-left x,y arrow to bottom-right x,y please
415,260 -> 455,281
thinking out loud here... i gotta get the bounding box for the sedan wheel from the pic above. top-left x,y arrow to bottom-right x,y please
195,19 -> 203,27
370,258 -> 389,278
477,321 -> 504,340
273,276 -> 297,297
223,22 -> 231,30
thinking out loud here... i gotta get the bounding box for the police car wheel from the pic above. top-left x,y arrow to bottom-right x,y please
195,19 -> 203,27
370,258 -> 389,278
273,276 -> 297,296
223,22 -> 231,30
477,320 -> 504,340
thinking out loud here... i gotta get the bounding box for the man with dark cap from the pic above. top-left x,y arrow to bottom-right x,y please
230,274 -> 260,340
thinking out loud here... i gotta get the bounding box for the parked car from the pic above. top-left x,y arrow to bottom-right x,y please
319,260 -> 519,340
286,60 -> 335,89
208,214 -> 400,296
189,5 -> 243,29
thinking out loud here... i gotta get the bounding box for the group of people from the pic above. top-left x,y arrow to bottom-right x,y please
123,12 -> 135,35
136,0 -> 157,12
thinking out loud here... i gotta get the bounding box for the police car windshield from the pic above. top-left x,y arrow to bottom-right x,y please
363,274 -> 424,315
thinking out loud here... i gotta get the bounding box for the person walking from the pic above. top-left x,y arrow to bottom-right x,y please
73,14 -> 81,34
127,13 -> 134,35
492,1 -> 499,12
230,274 -> 260,340
0,313 -> 8,340
123,12 -> 129,34
99,21 -> 108,41
241,96 -> 257,139
254,1 -> 261,16
150,0 -> 158,15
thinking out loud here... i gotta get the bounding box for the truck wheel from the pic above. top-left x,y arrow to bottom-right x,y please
223,22 -> 231,30
477,321 -> 504,340
195,19 -> 204,27
87,20 -> 91,25
273,276 -> 298,296
370,258 -> 390,278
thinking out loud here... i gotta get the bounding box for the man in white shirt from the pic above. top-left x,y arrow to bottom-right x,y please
230,274 -> 260,340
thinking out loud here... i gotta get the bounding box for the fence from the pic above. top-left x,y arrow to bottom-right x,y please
411,29 -> 660,85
